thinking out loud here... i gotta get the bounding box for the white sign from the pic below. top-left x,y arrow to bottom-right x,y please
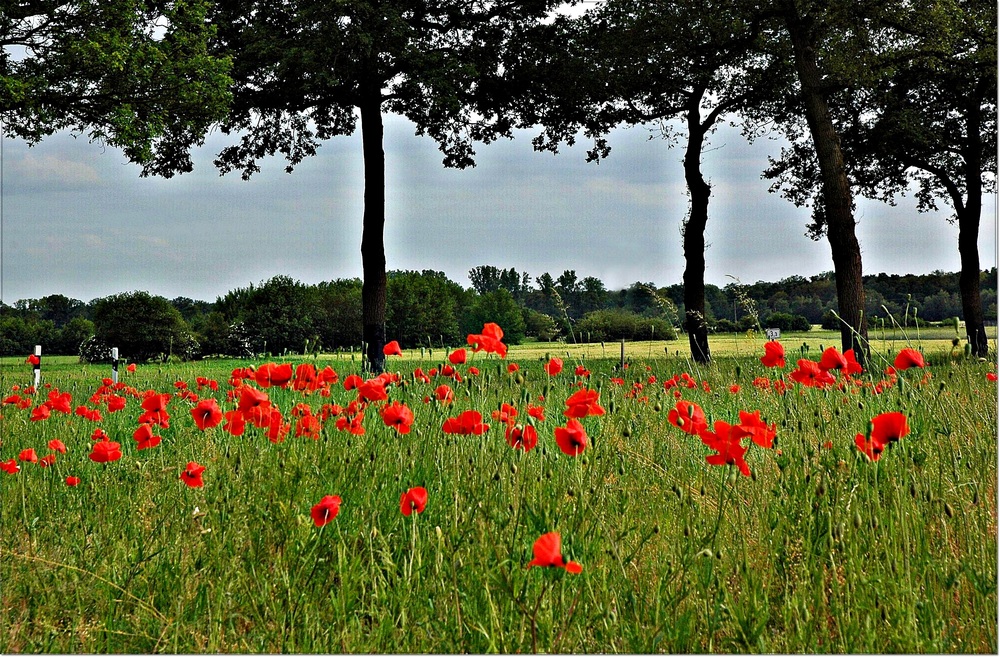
765,328 -> 781,341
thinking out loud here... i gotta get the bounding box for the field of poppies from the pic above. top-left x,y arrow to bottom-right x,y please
1,324 -> 996,653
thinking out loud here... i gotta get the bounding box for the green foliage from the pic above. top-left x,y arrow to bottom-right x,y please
763,312 -> 812,332
92,291 -> 197,362
387,271 -> 470,348
1,0 -> 232,176
461,289 -> 526,345
240,276 -> 317,356
575,308 -> 677,342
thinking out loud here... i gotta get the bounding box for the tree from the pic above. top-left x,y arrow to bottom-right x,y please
462,289 -> 526,346
241,275 -> 316,356
92,291 -> 196,362
851,0 -> 996,355
1,0 -> 231,177
209,0 -> 563,373
503,0 -> 782,364
386,270 -> 469,348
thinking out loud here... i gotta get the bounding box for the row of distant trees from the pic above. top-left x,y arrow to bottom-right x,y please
1,268 -> 993,361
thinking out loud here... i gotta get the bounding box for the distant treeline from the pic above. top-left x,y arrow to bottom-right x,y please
1,267 -> 995,360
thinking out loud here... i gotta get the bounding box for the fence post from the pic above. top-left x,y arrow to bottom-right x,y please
33,345 -> 41,389
112,347 -> 120,384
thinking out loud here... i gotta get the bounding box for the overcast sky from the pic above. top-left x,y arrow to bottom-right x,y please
0,113 -> 996,304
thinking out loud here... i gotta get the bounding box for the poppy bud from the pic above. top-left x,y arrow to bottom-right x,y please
853,511 -> 862,530
944,503 -> 954,518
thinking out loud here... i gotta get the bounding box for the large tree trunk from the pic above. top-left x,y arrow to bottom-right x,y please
359,82 -> 387,374
682,92 -> 712,364
959,95 -> 989,357
785,9 -> 869,364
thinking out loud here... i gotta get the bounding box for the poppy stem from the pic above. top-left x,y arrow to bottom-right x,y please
530,579 -> 551,654
709,466 -> 729,551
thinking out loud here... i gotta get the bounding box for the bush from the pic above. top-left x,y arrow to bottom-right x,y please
575,309 -> 677,342
763,312 -> 812,332
712,319 -> 740,333
92,291 -> 196,362
461,289 -> 526,345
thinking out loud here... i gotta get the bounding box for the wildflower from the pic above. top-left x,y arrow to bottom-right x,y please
818,346 -> 848,372
789,359 -> 836,388
988,372 -> 998,382
30,405 -> 51,422
449,349 -> 467,365
467,322 -> 508,358
39,454 -> 56,467
699,421 -> 752,477
563,389 -> 605,419
554,419 -> 588,457
18,448 -> 38,463
400,486 -> 428,516
870,411 -> 910,445
295,413 -> 322,440
381,401 -> 415,434
1,459 -> 20,474
180,461 -> 206,488
191,399 -> 223,430
526,532 -> 582,574
383,340 -> 403,356
222,410 -> 246,436
505,424 -> 538,451
48,439 -> 67,454
491,403 -> 519,426
433,384 -> 455,403
89,441 -> 122,463
736,410 -> 777,449
843,349 -> 864,375
667,400 -> 708,436
356,379 -> 388,403
133,423 -> 162,450
893,348 -> 925,370
254,362 -> 293,388
545,357 -> 564,376
65,476 -> 80,486
761,341 -> 785,368
442,410 -> 489,435
311,495 -> 342,527
527,404 -> 545,422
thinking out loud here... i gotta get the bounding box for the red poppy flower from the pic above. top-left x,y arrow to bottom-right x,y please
89,441 -> 122,463
191,398 -> 223,430
818,346 -> 848,372
91,428 -> 110,442
47,390 -> 72,414
667,400 -> 708,436
699,421 -> 752,477
30,405 -> 51,422
545,357 -> 564,376
65,476 -> 80,487
563,388 -> 605,418
449,349 -> 467,365
357,379 -> 388,403
222,410 -> 246,436
335,411 -> 366,435
761,341 -> 785,368
311,494 -> 342,527
507,363 -> 520,373
505,424 -> 538,451
383,340 -> 403,356
843,349 -> 864,375
467,322 -> 508,358
180,461 -> 206,488
893,348 -> 925,370
400,486 -> 428,516
736,410 -> 776,449
442,410 -> 489,435
789,359 -> 836,388
18,448 -> 38,463
988,372 -> 998,382
554,419 -> 588,457
291,363 -> 320,392
126,363 -> 136,373
870,411 -> 909,445
1,459 -> 20,474
527,404 -> 545,422
133,423 -> 162,450
48,439 -> 68,454
433,384 -> 455,403
295,413 -> 322,440
266,409 -> 290,443
526,532 -> 582,574
854,432 -> 883,461
254,362 -> 294,388
237,386 -> 272,427
39,454 -> 56,468
141,392 -> 171,413
343,374 -> 363,391
382,401 -> 415,434
106,395 -> 127,412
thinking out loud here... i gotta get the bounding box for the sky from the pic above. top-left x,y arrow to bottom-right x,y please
0,113 -> 996,304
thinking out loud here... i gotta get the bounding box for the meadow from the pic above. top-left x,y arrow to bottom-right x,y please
1,328 -> 996,653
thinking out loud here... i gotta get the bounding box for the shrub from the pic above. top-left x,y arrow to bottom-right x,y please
92,291 -> 196,362
575,309 -> 677,342
763,312 -> 812,332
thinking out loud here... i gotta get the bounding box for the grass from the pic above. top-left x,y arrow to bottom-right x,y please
0,338 -> 996,653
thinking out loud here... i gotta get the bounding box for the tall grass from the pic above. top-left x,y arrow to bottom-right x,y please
1,349 -> 996,652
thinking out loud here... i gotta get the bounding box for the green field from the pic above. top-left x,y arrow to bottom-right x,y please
1,337 -> 996,652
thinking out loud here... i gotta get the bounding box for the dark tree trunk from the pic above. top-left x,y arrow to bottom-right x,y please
360,82 -> 387,374
959,95 -> 989,357
785,9 -> 869,364
682,91 -> 712,364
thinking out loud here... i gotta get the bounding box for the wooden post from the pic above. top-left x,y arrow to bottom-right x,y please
620,339 -> 625,371
111,347 -> 120,385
